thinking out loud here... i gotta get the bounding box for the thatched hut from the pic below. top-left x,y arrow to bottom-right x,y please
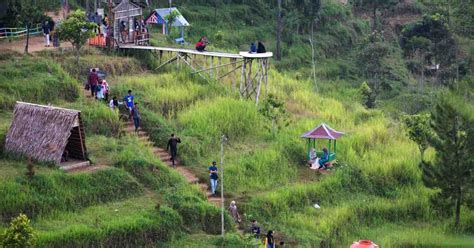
5,102 -> 88,165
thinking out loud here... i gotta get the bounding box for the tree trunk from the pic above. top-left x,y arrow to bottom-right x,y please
24,25 -> 30,54
276,0 -> 282,60
309,20 -> 317,92
455,187 -> 461,229
76,46 -> 81,65
372,2 -> 377,30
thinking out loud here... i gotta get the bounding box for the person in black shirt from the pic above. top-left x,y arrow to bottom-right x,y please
167,133 -> 181,167
257,41 -> 266,53
250,219 -> 261,240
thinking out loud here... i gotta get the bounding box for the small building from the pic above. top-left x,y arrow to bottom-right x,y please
5,102 -> 88,165
113,0 -> 143,44
301,123 -> 344,162
145,7 -> 189,43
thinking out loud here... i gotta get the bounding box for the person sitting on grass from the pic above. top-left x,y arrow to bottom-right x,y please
319,148 -> 329,169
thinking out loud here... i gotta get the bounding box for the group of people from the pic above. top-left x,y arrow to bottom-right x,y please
249,41 -> 266,54
308,147 -> 330,170
86,68 -> 141,133
87,12 -> 108,37
195,36 -> 268,55
250,220 -> 285,248
87,68 -> 110,102
119,17 -> 148,44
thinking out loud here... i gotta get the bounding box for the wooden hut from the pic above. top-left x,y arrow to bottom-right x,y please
5,102 -> 87,165
113,0 -> 143,44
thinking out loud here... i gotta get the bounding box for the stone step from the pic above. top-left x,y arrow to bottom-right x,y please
59,160 -> 91,172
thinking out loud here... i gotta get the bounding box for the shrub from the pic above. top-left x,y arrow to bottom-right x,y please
1,213 -> 36,248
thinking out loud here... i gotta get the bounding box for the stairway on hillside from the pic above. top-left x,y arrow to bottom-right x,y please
123,121 -> 221,206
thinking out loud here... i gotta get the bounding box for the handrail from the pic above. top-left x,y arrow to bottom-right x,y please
0,24 -> 43,39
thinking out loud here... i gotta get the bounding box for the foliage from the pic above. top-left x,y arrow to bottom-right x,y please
402,114 -> 433,160
259,94 -> 290,134
0,169 -> 143,222
359,81 -> 376,109
164,10 -> 181,35
0,56 -> 79,110
57,10 -> 97,62
1,213 -> 36,248
421,93 -> 474,228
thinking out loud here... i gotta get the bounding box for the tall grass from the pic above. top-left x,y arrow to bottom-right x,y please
0,56 -> 79,110
0,169 -> 143,222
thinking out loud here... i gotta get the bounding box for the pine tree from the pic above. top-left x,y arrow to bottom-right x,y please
422,94 -> 473,229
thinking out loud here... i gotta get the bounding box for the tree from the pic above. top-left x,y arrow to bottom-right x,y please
359,81 -> 376,109
8,0 -> 45,54
402,114 -> 433,161
1,214 -> 36,248
164,10 -> 180,35
276,0 -> 282,61
406,36 -> 432,89
422,94 -> 473,229
259,94 -> 290,135
57,10 -> 96,64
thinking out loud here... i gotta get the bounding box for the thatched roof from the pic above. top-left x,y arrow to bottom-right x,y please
5,102 -> 86,164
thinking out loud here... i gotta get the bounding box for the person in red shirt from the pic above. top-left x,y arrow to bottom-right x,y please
195,36 -> 208,52
88,68 -> 99,97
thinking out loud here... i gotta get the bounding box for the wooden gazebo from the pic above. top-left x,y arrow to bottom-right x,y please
301,123 -> 344,162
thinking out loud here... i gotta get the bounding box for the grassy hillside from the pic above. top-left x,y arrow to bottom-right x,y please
0,0 -> 473,247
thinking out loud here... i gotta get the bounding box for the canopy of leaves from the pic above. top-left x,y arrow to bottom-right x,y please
421,93 -> 474,223
402,114 -> 433,159
1,213 -> 36,248
1,0 -> 46,28
57,10 -> 97,51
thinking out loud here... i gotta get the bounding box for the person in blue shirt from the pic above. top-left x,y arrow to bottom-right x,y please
249,42 -> 257,53
209,161 -> 218,196
123,90 -> 134,119
319,147 -> 329,169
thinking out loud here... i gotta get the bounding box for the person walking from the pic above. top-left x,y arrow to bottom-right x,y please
123,90 -> 134,119
96,80 -> 104,100
228,200 -> 241,223
42,21 -> 50,47
265,230 -> 275,248
167,134 -> 181,167
131,102 -> 140,133
88,68 -> 99,97
109,96 -> 119,110
209,161 -> 218,196
102,79 -> 109,102
250,219 -> 261,240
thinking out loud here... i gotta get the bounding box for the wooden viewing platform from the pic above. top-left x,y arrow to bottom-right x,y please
118,44 -> 273,104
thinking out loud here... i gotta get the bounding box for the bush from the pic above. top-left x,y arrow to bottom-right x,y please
1,213 -> 36,248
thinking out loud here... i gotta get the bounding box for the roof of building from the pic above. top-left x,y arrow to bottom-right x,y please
301,123 -> 344,140
5,102 -> 85,164
146,7 -> 189,27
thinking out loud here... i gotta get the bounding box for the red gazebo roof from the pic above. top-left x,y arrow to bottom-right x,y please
301,123 -> 344,140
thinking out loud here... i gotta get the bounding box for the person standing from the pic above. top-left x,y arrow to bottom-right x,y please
250,219 -> 261,239
96,80 -> 104,100
209,161 -> 218,196
42,21 -> 50,47
228,201 -> 242,223
265,230 -> 275,248
167,134 -> 181,167
131,103 -> 140,133
102,79 -> 109,102
123,90 -> 134,119
109,96 -> 119,110
88,68 -> 99,97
